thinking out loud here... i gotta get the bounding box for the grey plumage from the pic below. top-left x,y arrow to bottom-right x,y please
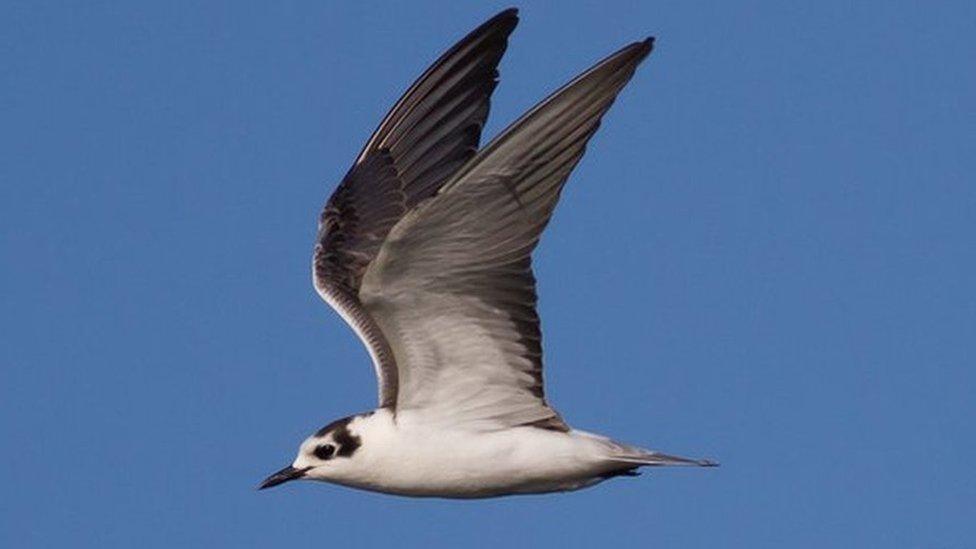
315,10 -> 653,430
314,9 -> 518,408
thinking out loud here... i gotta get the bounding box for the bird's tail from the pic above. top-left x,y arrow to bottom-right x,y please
576,430 -> 718,468
609,449 -> 719,468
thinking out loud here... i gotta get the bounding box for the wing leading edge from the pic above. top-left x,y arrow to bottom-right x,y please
313,9 -> 519,408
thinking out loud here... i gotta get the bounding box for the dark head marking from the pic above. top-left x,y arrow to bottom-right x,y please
313,444 -> 335,460
332,424 -> 361,457
313,415 -> 362,458
315,415 -> 353,437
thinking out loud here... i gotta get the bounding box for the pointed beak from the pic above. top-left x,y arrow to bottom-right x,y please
258,465 -> 309,490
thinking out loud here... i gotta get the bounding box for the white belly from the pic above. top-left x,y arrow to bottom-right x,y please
329,416 -> 622,498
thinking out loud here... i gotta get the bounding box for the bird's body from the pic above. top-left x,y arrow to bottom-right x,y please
260,8 -> 715,498
287,409 -> 695,498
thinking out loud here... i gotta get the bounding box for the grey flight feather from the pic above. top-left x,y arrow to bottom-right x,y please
357,38 -> 655,430
313,9 -> 519,408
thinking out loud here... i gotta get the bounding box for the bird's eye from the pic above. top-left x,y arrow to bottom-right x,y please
313,444 -> 335,460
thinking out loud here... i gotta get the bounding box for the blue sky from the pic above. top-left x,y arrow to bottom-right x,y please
2,1 -> 974,547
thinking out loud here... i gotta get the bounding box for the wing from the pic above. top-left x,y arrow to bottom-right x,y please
360,39 -> 655,430
313,10 -> 518,408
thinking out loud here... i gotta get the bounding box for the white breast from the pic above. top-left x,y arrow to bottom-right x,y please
330,410 -> 620,498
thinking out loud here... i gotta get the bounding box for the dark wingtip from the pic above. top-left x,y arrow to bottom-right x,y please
698,458 -> 720,467
614,37 -> 655,67
636,36 -> 655,59
497,7 -> 519,19
483,7 -> 519,30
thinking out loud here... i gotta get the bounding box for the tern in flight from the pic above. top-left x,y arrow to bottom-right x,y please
260,8 -> 715,498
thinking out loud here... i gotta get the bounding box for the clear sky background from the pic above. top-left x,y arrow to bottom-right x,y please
2,1 -> 974,547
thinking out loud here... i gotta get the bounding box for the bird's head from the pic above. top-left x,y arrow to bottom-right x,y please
259,412 -> 375,490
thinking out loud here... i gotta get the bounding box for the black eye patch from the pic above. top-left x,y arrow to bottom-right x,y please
313,444 -> 335,460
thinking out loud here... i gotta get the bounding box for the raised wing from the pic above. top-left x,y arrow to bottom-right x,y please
360,40 -> 655,430
313,10 -> 518,408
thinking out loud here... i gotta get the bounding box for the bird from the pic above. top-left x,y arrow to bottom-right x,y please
259,8 -> 716,498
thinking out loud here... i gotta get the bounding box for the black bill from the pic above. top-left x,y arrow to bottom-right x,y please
258,465 -> 309,490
